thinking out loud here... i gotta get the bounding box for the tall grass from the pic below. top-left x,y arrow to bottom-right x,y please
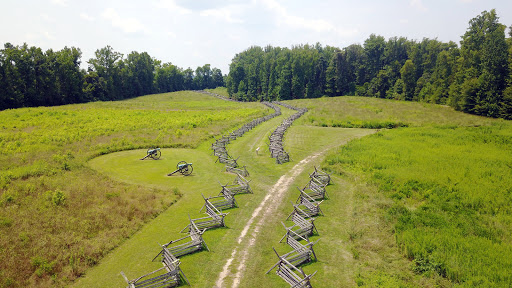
204,87 -> 230,98
287,96 -> 495,128
324,123 -> 512,286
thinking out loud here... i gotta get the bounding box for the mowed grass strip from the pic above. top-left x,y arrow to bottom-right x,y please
0,91 -> 270,288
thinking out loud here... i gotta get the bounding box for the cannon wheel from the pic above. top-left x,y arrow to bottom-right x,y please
177,161 -> 187,170
150,150 -> 161,160
180,164 -> 193,176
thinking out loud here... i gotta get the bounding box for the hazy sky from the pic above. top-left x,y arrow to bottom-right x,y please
2,0 -> 511,73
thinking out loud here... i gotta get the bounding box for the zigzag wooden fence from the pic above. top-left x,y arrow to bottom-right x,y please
266,167 -> 332,287
268,102 -> 308,164
211,101 -> 281,173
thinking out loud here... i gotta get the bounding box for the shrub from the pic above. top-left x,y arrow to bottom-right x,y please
46,189 -> 66,206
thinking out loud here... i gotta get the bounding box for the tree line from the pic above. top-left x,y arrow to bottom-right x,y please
226,10 -> 512,119
0,45 -> 224,110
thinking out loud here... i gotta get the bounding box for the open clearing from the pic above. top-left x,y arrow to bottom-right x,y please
73,103 -> 375,287
4,90 -> 509,288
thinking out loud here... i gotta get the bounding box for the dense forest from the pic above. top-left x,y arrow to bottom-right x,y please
226,10 -> 512,119
0,45 -> 224,110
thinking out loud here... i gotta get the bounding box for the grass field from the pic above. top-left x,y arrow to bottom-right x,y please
287,96 -> 494,128
0,91 -> 269,288
73,106 -> 380,288
205,87 -> 230,98
323,124 -> 512,287
302,96 -> 511,287
2,89 -> 510,288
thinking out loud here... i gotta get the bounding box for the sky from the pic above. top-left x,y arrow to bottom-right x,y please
1,0 -> 511,74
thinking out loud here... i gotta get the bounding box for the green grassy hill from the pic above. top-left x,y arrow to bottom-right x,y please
1,90 -> 510,288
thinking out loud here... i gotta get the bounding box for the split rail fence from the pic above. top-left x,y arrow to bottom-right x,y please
266,167 -> 331,287
268,102 -> 308,164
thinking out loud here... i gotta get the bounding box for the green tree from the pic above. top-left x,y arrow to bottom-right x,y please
427,47 -> 458,104
389,78 -> 404,99
372,66 -> 394,98
82,71 -> 107,101
183,68 -> 194,90
501,26 -> 512,118
227,62 -> 245,96
363,34 -> 386,82
401,60 -> 416,100
125,51 -> 155,96
279,63 -> 292,100
454,9 -> 509,116
154,62 -> 184,93
291,52 -> 305,99
212,68 -> 224,88
309,52 -> 327,98
325,54 -> 337,96
247,62 -> 259,101
88,46 -> 123,100
0,50 -> 6,109
237,80 -> 246,100
55,47 -> 84,104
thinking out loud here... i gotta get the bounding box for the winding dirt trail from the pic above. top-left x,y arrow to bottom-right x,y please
215,153 -> 319,287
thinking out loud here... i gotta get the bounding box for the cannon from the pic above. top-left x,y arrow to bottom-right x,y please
140,148 -> 161,160
168,161 -> 193,176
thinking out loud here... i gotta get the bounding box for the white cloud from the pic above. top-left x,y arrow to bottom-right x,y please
227,33 -> 242,41
80,13 -> 95,22
410,0 -> 428,12
102,8 -> 146,34
154,0 -> 191,15
40,13 -> 55,22
285,14 -> 333,33
400,19 -> 409,24
51,0 -> 68,6
24,32 -> 37,41
200,6 -> 244,23
257,0 -> 357,37
44,31 -> 56,40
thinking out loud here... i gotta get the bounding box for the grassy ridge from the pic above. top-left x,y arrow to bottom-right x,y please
321,115 -> 512,285
288,96 -> 494,128
0,91 -> 269,288
204,87 -> 231,98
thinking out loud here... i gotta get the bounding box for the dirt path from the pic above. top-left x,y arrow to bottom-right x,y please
214,125 -> 377,288
215,152 -> 320,287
